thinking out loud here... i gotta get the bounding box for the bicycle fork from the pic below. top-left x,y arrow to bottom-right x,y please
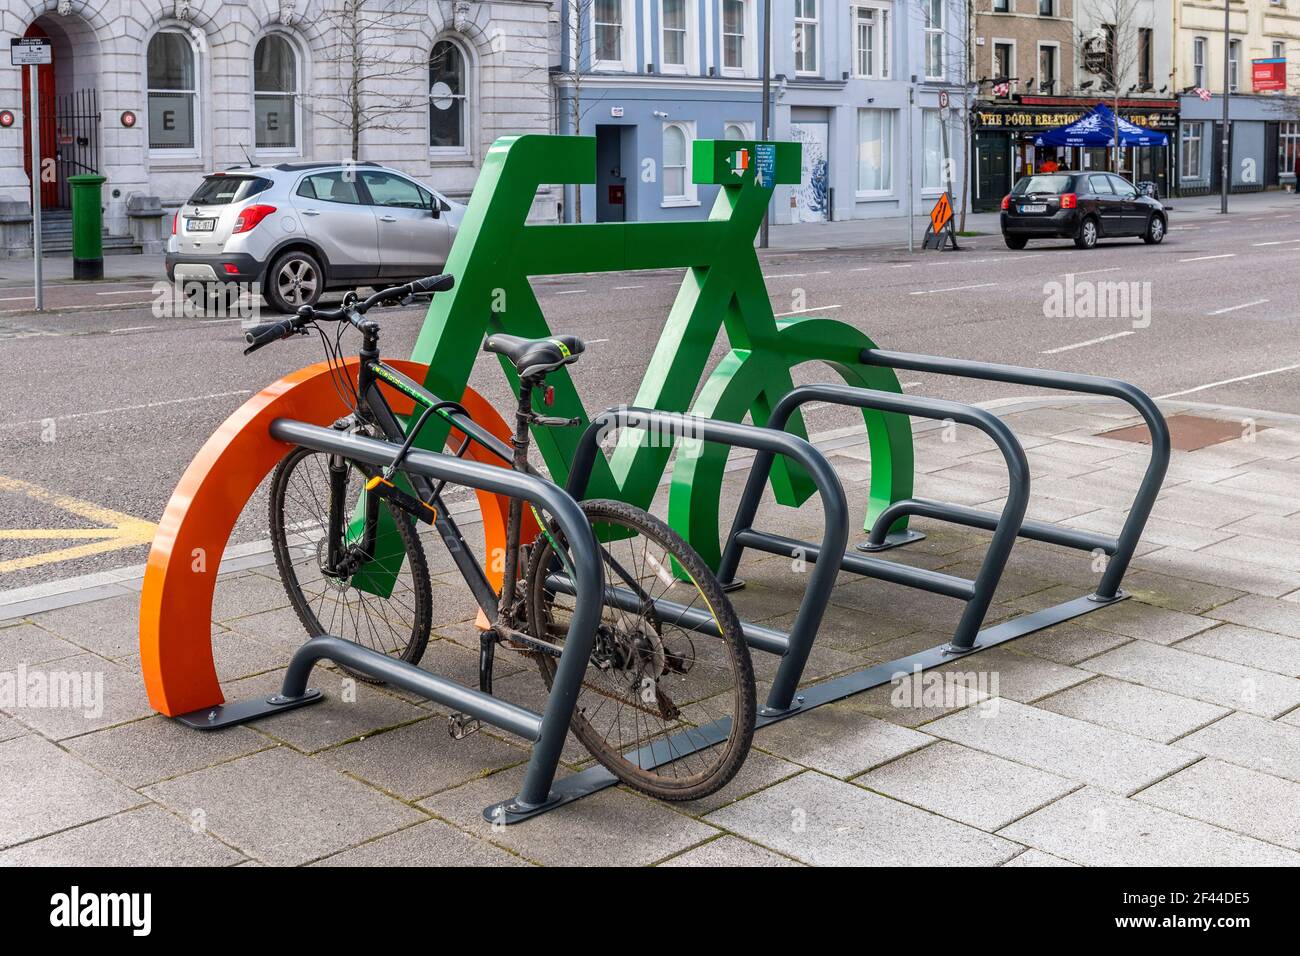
324,454 -> 378,576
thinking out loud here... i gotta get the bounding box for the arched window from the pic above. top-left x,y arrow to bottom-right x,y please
254,34 -> 299,151
662,122 -> 697,205
429,40 -> 467,149
724,122 -> 749,141
147,31 -> 198,151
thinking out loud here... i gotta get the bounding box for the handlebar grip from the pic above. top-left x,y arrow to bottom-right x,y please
243,318 -> 300,354
411,273 -> 455,294
244,318 -> 296,346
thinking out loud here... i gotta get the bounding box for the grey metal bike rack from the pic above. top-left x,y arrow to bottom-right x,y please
856,349 -> 1170,603
187,418 -> 606,826
528,359 -> 1168,809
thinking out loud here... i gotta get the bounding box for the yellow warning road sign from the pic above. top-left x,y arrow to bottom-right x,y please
929,193 -> 953,235
0,475 -> 156,574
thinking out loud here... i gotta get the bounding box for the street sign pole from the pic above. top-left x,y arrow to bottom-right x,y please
1221,0 -> 1230,215
906,84 -> 915,254
13,38 -> 51,310
29,62 -> 42,311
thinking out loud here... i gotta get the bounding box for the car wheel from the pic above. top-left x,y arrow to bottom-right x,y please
1142,214 -> 1165,245
1003,234 -> 1028,250
1073,216 -> 1099,250
264,250 -> 323,313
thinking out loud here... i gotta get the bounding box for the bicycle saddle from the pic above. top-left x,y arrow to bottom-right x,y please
483,334 -> 585,379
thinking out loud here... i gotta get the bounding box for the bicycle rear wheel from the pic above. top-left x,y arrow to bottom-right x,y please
269,446 -> 432,680
526,499 -> 755,801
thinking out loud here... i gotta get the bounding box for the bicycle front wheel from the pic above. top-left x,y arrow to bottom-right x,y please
526,499 -> 755,801
268,446 -> 432,680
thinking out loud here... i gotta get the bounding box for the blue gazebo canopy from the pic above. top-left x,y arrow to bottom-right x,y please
1034,103 -> 1169,148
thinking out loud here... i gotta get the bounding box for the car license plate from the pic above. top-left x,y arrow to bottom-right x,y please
187,218 -> 216,232
1019,204 -> 1047,214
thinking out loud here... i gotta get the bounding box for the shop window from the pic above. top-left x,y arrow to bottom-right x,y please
148,31 -> 198,152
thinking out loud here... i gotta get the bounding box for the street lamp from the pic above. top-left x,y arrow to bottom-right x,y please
760,0 -> 772,248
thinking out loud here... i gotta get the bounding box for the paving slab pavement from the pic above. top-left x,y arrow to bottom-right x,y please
3,393 -> 1300,865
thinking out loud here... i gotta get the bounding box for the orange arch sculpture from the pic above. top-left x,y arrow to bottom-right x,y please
139,359 -> 531,717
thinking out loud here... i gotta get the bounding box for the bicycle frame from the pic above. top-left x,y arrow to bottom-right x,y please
339,321 -> 515,624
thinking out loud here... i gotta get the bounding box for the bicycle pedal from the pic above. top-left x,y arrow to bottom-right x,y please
448,712 -> 481,740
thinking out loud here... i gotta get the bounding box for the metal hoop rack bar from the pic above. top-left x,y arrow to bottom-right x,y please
177,418 -> 606,825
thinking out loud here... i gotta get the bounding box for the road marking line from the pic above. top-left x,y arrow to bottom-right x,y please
891,263 -> 914,268
612,285 -> 644,291
1179,253 -> 1235,262
1156,364 -> 1300,400
1060,267 -> 1121,277
0,295 -> 33,302
555,290 -> 586,295
110,325 -> 157,334
96,288 -> 154,296
0,475 -> 157,574
901,381 -> 923,388
587,338 -> 610,344
1250,239 -> 1300,246
1041,330 -> 1135,354
0,389 -> 254,429
773,304 -> 842,317
1207,299 -> 1269,316
909,282 -> 997,295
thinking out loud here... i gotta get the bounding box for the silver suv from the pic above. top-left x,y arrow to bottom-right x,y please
165,161 -> 466,313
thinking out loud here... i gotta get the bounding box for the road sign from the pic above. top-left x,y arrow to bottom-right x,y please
10,37 -> 52,66
938,90 -> 950,109
754,142 -> 777,187
929,192 -> 953,234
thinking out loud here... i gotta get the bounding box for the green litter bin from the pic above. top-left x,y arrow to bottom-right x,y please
68,174 -> 107,280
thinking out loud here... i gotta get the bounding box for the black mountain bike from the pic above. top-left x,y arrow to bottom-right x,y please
244,276 -> 755,800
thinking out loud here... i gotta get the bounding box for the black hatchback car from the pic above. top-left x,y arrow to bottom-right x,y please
1001,172 -> 1167,249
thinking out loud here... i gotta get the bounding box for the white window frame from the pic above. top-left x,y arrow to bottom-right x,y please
251,31 -> 302,157
658,0 -> 697,74
429,37 -> 472,158
852,3 -> 891,80
146,28 -> 201,161
1279,120 -> 1300,174
993,0 -> 1010,12
724,120 -> 755,140
592,0 -> 636,72
720,0 -> 758,77
661,120 -> 699,207
924,0 -> 945,81
1193,36 -> 1206,88
921,108 -> 946,194
794,0 -> 820,76
1229,38 -> 1241,93
856,107 -> 894,197
1273,40 -> 1285,59
1180,121 -> 1203,179
1037,41 -> 1059,94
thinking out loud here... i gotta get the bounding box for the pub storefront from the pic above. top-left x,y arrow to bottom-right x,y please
971,96 -> 1179,212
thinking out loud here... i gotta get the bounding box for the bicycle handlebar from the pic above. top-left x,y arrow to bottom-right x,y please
243,273 -> 455,354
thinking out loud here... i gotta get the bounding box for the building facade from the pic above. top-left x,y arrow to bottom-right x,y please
555,0 -> 970,224
970,0 -> 1178,209
1173,0 -> 1300,194
0,0 -> 556,256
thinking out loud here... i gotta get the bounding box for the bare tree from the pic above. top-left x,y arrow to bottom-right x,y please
311,0 -> 427,160
912,0 -> 977,231
1076,0 -> 1153,169
546,0 -> 611,222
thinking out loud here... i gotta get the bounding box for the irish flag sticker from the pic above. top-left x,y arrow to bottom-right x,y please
728,148 -> 750,176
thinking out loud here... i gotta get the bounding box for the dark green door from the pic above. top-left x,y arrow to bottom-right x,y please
974,133 -> 1011,211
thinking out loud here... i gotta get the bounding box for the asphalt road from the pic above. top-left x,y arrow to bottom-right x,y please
4,198 -> 1300,590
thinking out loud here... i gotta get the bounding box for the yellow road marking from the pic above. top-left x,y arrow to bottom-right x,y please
0,475 -> 156,574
